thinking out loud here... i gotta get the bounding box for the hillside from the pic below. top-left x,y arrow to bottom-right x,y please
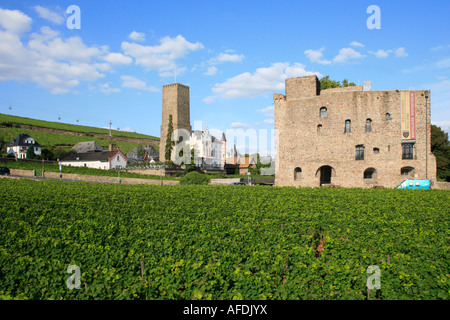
0,113 -> 160,156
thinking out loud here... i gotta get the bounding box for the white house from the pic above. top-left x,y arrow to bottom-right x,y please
60,149 -> 128,170
189,127 -> 226,169
7,133 -> 42,159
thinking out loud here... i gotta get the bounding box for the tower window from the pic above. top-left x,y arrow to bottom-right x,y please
356,145 -> 364,160
294,167 -> 302,180
317,124 -> 322,133
402,143 -> 414,160
366,119 -> 372,133
373,148 -> 380,154
386,113 -> 391,120
345,120 -> 351,133
320,107 -> 327,117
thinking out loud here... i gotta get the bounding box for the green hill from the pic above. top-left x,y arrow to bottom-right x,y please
0,113 -> 159,140
0,113 -> 160,157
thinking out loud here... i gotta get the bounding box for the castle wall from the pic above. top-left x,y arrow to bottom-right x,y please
274,76 -> 437,188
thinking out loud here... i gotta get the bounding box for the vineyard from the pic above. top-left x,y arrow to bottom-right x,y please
0,178 -> 448,300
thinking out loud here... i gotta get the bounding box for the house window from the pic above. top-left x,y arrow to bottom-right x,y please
365,119 -> 372,133
320,107 -> 327,117
317,124 -> 322,133
294,167 -> 302,181
117,156 -> 120,161
364,168 -> 376,179
356,145 -> 364,160
345,120 -> 351,133
402,143 -> 414,160
386,113 -> 391,120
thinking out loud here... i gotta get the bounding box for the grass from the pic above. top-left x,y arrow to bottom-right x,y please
0,113 -> 159,141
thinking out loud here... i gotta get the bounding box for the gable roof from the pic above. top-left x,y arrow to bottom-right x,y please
7,133 -> 41,147
60,149 -> 127,163
73,141 -> 104,153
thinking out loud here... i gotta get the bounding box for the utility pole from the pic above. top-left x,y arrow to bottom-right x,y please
109,120 -> 112,136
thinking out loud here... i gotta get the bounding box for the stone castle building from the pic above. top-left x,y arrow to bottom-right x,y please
159,83 -> 226,169
274,75 -> 437,188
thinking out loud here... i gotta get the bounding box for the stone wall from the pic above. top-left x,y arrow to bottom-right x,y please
275,75 -> 437,188
10,168 -> 36,177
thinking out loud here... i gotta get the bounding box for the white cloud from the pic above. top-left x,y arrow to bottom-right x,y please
121,75 -> 158,92
98,83 -> 120,94
333,47 -> 365,63
230,122 -> 251,129
0,10 -> 115,94
204,66 -> 218,76
210,52 -> 244,64
0,8 -> 32,34
350,41 -> 365,48
431,44 -> 450,51
128,31 -> 146,42
204,62 -> 320,103
121,35 -> 204,76
395,47 -> 408,58
33,6 -> 64,25
257,106 -> 274,117
102,52 -> 133,65
28,27 -> 105,62
304,47 -> 331,65
264,119 -> 274,125
371,49 -> 390,58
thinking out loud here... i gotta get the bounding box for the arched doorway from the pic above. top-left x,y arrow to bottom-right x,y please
316,165 -> 335,186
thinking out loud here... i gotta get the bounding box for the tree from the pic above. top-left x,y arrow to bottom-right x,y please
0,136 -> 5,154
136,144 -> 145,157
26,145 -> 36,159
431,125 -> 450,181
320,76 -> 356,90
165,115 -> 174,162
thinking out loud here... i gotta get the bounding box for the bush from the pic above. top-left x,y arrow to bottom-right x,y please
179,171 -> 210,185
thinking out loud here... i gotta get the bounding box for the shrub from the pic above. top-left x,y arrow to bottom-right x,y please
179,171 -> 210,185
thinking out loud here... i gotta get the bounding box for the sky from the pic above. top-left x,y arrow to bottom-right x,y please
0,0 -> 449,156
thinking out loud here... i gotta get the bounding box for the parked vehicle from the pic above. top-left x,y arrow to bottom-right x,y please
230,182 -> 246,185
0,167 -> 11,176
396,179 -> 431,189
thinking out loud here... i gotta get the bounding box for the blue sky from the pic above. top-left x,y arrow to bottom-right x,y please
0,0 -> 449,155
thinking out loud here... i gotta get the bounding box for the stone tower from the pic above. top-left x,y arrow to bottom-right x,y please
159,83 -> 192,161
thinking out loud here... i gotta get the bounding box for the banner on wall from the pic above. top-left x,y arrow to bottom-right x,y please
401,92 -> 416,140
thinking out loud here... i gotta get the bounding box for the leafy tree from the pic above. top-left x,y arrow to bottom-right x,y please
0,136 -> 5,154
431,125 -> 450,181
179,171 -> 210,185
136,144 -> 145,157
165,115 -> 174,161
320,76 -> 356,90
26,145 -> 36,159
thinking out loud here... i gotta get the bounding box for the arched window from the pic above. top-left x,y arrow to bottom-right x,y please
320,107 -> 327,117
294,167 -> 302,181
386,113 -> 391,120
373,148 -> 380,154
366,119 -> 372,133
364,168 -> 377,179
345,120 -> 351,133
401,166 -> 415,177
317,124 -> 322,133
356,145 -> 364,160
